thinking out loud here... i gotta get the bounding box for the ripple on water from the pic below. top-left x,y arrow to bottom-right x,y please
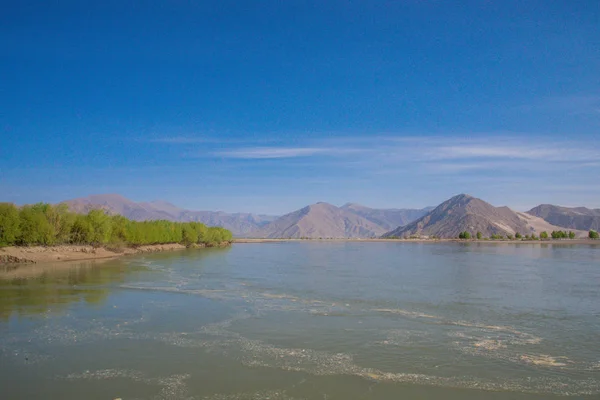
62,369 -> 191,400
6,275 -> 599,397
202,390 -> 305,400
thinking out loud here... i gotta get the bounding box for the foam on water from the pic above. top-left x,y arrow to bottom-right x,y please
4,266 -> 599,397
202,390 -> 305,400
62,369 -> 192,400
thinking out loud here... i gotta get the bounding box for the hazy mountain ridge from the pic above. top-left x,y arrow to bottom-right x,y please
527,204 -> 600,231
61,194 -> 595,239
63,194 -> 278,236
340,203 -> 433,231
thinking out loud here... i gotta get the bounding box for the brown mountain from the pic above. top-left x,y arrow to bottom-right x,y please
62,195 -> 427,238
64,194 -> 173,221
527,204 -> 600,231
340,203 -> 433,231
252,202 -> 389,238
384,194 -> 534,238
62,194 -> 277,236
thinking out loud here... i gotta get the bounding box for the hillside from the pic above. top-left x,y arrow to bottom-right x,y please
527,204 -> 600,231
252,202 -> 389,238
515,212 -> 587,238
384,194 -> 533,238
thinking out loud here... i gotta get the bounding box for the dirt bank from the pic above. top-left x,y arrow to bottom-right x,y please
0,244 -> 188,264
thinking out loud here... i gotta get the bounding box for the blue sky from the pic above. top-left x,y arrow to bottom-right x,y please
1,1 -> 599,214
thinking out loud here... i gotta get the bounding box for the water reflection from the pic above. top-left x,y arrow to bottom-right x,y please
0,259 -> 146,319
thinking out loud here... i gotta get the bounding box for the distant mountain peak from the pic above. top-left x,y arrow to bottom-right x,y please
384,194 -> 530,238
448,193 -> 474,201
253,202 -> 432,238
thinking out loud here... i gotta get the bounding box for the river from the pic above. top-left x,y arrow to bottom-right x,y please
1,242 -> 599,399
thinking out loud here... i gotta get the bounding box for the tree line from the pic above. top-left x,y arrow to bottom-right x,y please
456,230 -> 600,240
0,203 -> 232,247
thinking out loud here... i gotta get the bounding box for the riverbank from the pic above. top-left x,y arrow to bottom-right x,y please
0,243 -> 230,264
235,238 -> 598,245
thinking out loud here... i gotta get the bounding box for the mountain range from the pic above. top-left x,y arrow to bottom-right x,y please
384,194 -> 587,238
250,202 -> 432,238
61,193 -> 595,239
64,194 -> 278,236
62,194 -> 431,238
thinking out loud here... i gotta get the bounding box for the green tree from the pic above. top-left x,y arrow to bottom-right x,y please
71,214 -> 93,244
18,205 -> 55,245
568,231 -> 576,239
181,224 -> 199,246
476,231 -> 482,240
0,203 -> 21,246
589,230 -> 599,239
4,204 -> 231,248
540,231 -> 548,239
86,210 -> 112,245
515,232 -> 522,239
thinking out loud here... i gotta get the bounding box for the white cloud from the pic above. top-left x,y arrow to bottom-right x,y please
215,147 -> 331,159
428,145 -> 559,160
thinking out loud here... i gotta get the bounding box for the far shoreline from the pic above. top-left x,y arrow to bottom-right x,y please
234,238 -> 599,245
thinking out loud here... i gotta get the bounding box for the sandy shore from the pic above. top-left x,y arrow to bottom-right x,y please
0,243 -> 188,264
234,238 -> 599,245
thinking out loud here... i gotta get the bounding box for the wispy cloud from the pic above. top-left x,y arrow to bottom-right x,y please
428,145 -> 558,160
214,147 -> 361,159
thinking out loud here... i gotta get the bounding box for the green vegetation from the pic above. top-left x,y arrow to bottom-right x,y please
476,231 -> 482,240
0,203 -> 232,248
551,230 -> 567,239
0,203 -> 21,246
540,231 -> 548,239
590,230 -> 599,239
515,232 -> 522,239
458,231 -> 471,239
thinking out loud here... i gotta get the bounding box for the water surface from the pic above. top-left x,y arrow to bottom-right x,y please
1,242 -> 599,399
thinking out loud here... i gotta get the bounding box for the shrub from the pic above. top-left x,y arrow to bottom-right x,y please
0,203 -> 232,248
0,203 -> 20,246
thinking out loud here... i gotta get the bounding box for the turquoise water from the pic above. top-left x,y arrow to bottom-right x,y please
1,242 -> 599,399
